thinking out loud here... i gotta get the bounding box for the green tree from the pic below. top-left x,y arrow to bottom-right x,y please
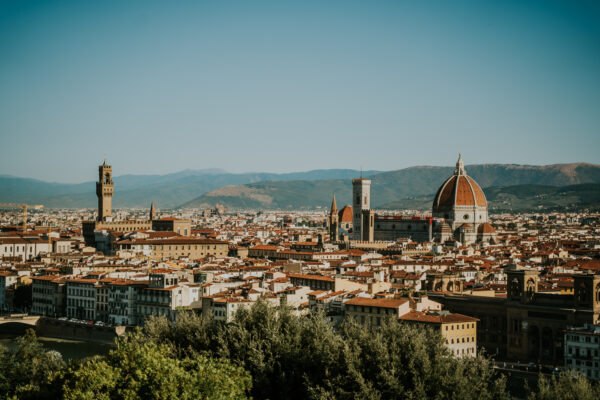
61,330 -> 251,400
529,371 -> 600,400
0,329 -> 65,400
142,302 -> 509,400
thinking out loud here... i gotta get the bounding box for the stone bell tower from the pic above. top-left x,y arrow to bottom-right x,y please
96,159 -> 114,221
328,194 -> 339,241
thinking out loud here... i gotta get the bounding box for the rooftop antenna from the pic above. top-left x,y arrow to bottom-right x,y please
360,166 -> 363,179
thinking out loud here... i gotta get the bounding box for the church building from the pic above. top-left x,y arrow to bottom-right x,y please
328,154 -> 496,244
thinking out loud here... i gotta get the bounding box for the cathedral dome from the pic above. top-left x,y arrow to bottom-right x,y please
338,206 -> 353,223
478,222 -> 496,234
432,154 -> 487,212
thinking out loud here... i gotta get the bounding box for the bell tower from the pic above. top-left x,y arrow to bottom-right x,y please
328,194 -> 339,241
96,160 -> 114,221
352,178 -> 371,240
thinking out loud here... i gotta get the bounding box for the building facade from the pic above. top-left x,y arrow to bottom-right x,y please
31,275 -> 66,317
564,324 -> 600,380
430,269 -> 600,363
82,161 -> 192,250
96,160 -> 114,221
334,155 -> 496,244
352,178 -> 371,240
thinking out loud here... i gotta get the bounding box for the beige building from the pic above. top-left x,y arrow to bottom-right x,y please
345,297 -> 411,326
344,296 -> 477,357
114,237 -> 229,259
399,310 -> 478,357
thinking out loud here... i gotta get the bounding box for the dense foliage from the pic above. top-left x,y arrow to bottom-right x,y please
529,371 -> 600,400
142,303 -> 508,399
0,329 -> 250,400
0,329 -> 64,399
1,302 -> 600,399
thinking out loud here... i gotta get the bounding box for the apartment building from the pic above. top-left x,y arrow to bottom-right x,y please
345,297 -> 410,326
0,272 -> 18,312
66,277 -> 98,320
114,238 -> 229,259
136,271 -> 187,321
0,237 -> 51,261
399,311 -> 478,357
564,324 -> 600,380
209,297 -> 253,322
31,275 -> 66,317
108,279 -> 146,326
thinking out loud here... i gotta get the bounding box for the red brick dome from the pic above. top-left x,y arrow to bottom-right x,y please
433,155 -> 487,211
478,222 -> 496,234
338,206 -> 353,223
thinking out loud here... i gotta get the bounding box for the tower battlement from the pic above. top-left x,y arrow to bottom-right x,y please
96,161 -> 114,222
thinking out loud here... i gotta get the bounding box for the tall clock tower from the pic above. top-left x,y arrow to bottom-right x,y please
96,160 -> 114,221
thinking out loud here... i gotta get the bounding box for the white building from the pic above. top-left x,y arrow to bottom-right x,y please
564,324 -> 600,380
66,277 -> 98,321
31,275 -> 66,317
0,272 -> 18,312
108,279 -> 145,326
0,237 -> 51,261
136,271 -> 189,322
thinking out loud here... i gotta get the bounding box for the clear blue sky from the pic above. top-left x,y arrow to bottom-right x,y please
1,0 -> 599,183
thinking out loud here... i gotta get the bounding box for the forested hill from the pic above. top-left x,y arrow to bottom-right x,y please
181,163 -> 600,210
2,163 -> 599,210
0,169 -> 380,208
378,183 -> 600,213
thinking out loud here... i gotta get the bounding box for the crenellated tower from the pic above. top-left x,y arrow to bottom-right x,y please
96,160 -> 114,221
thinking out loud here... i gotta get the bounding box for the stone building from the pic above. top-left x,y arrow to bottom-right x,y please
96,160 -> 114,221
328,195 -> 339,240
331,154 -> 497,244
430,267 -> 600,363
432,154 -> 496,243
351,178 -> 371,240
82,161 -> 191,250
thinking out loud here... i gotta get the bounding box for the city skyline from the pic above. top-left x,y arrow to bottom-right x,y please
1,0 -> 599,182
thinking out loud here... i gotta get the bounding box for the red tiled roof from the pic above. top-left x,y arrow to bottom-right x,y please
346,297 -> 408,309
399,310 -> 478,324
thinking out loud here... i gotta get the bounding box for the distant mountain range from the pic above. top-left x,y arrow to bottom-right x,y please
0,169 -> 381,208
379,184 -> 600,213
2,163 -> 599,212
181,163 -> 600,211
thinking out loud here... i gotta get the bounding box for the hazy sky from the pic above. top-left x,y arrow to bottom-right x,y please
1,0 -> 599,183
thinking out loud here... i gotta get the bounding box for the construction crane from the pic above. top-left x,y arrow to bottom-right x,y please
0,203 -> 44,232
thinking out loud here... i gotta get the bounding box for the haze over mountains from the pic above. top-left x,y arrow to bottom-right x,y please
182,163 -> 600,211
2,163 -> 600,212
0,169 -> 381,209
